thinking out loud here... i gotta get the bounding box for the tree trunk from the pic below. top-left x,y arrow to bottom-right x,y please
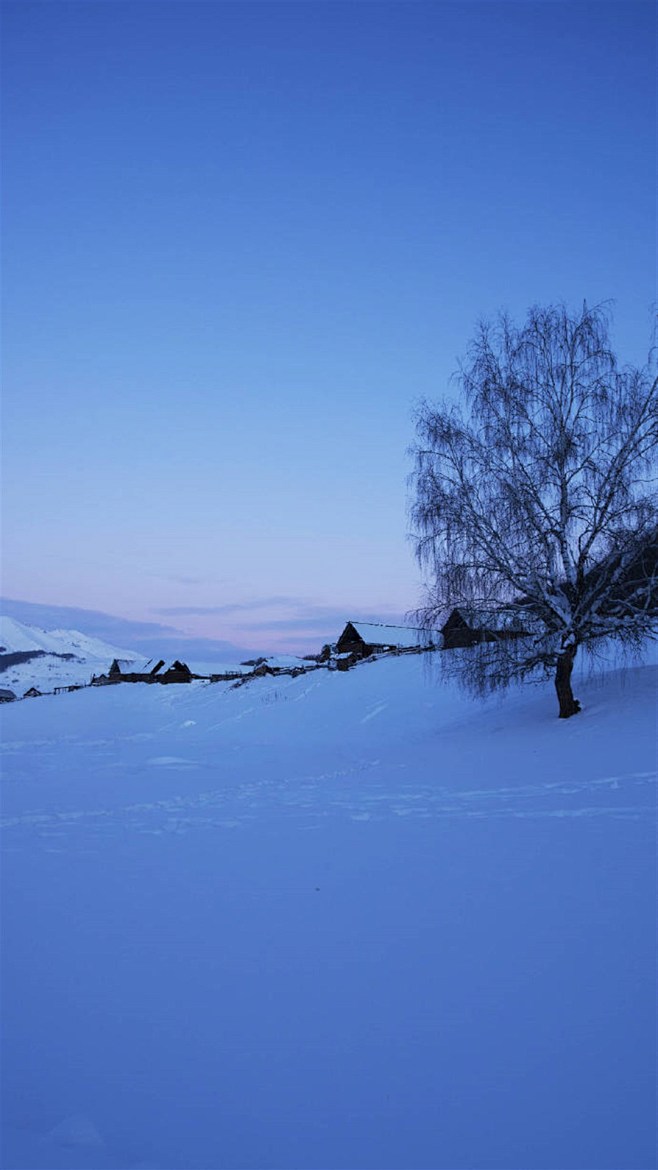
555,642 -> 581,718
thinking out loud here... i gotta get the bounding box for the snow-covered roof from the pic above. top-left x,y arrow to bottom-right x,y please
345,623 -> 440,649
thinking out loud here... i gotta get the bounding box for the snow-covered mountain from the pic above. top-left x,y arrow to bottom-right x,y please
1,649 -> 656,1169
0,616 -> 148,695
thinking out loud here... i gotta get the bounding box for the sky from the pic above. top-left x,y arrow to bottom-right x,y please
2,0 -> 655,655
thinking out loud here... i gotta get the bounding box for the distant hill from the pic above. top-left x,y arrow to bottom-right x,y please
0,616 -> 148,695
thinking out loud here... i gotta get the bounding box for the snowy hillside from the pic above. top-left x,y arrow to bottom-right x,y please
0,616 -> 147,695
1,652 -> 656,1169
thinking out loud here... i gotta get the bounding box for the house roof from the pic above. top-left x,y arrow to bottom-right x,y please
343,622 -> 441,649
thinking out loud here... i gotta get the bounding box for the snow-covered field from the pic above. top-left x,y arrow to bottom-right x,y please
1,652 -> 656,1169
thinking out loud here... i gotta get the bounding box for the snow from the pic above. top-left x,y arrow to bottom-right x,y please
261,654 -> 315,668
1,651 -> 656,1169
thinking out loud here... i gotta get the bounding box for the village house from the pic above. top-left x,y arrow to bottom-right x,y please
335,622 -> 441,659
160,661 -> 194,684
440,607 -> 529,649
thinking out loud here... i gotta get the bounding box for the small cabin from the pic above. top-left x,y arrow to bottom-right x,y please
441,608 -> 528,650
160,660 -> 193,684
24,687 -> 43,698
335,622 -> 440,659
0,687 -> 17,703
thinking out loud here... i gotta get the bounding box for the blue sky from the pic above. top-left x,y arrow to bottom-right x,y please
2,0 -> 655,654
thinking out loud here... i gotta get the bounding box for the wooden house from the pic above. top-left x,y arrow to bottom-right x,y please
106,658 -> 166,682
24,687 -> 43,698
335,622 -> 441,658
441,608 -> 529,650
0,687 -> 17,703
159,661 -> 193,684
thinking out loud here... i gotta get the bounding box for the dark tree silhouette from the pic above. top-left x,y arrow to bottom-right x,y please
410,303 -> 658,717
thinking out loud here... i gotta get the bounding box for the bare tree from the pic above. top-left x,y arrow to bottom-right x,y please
410,303 -> 658,717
